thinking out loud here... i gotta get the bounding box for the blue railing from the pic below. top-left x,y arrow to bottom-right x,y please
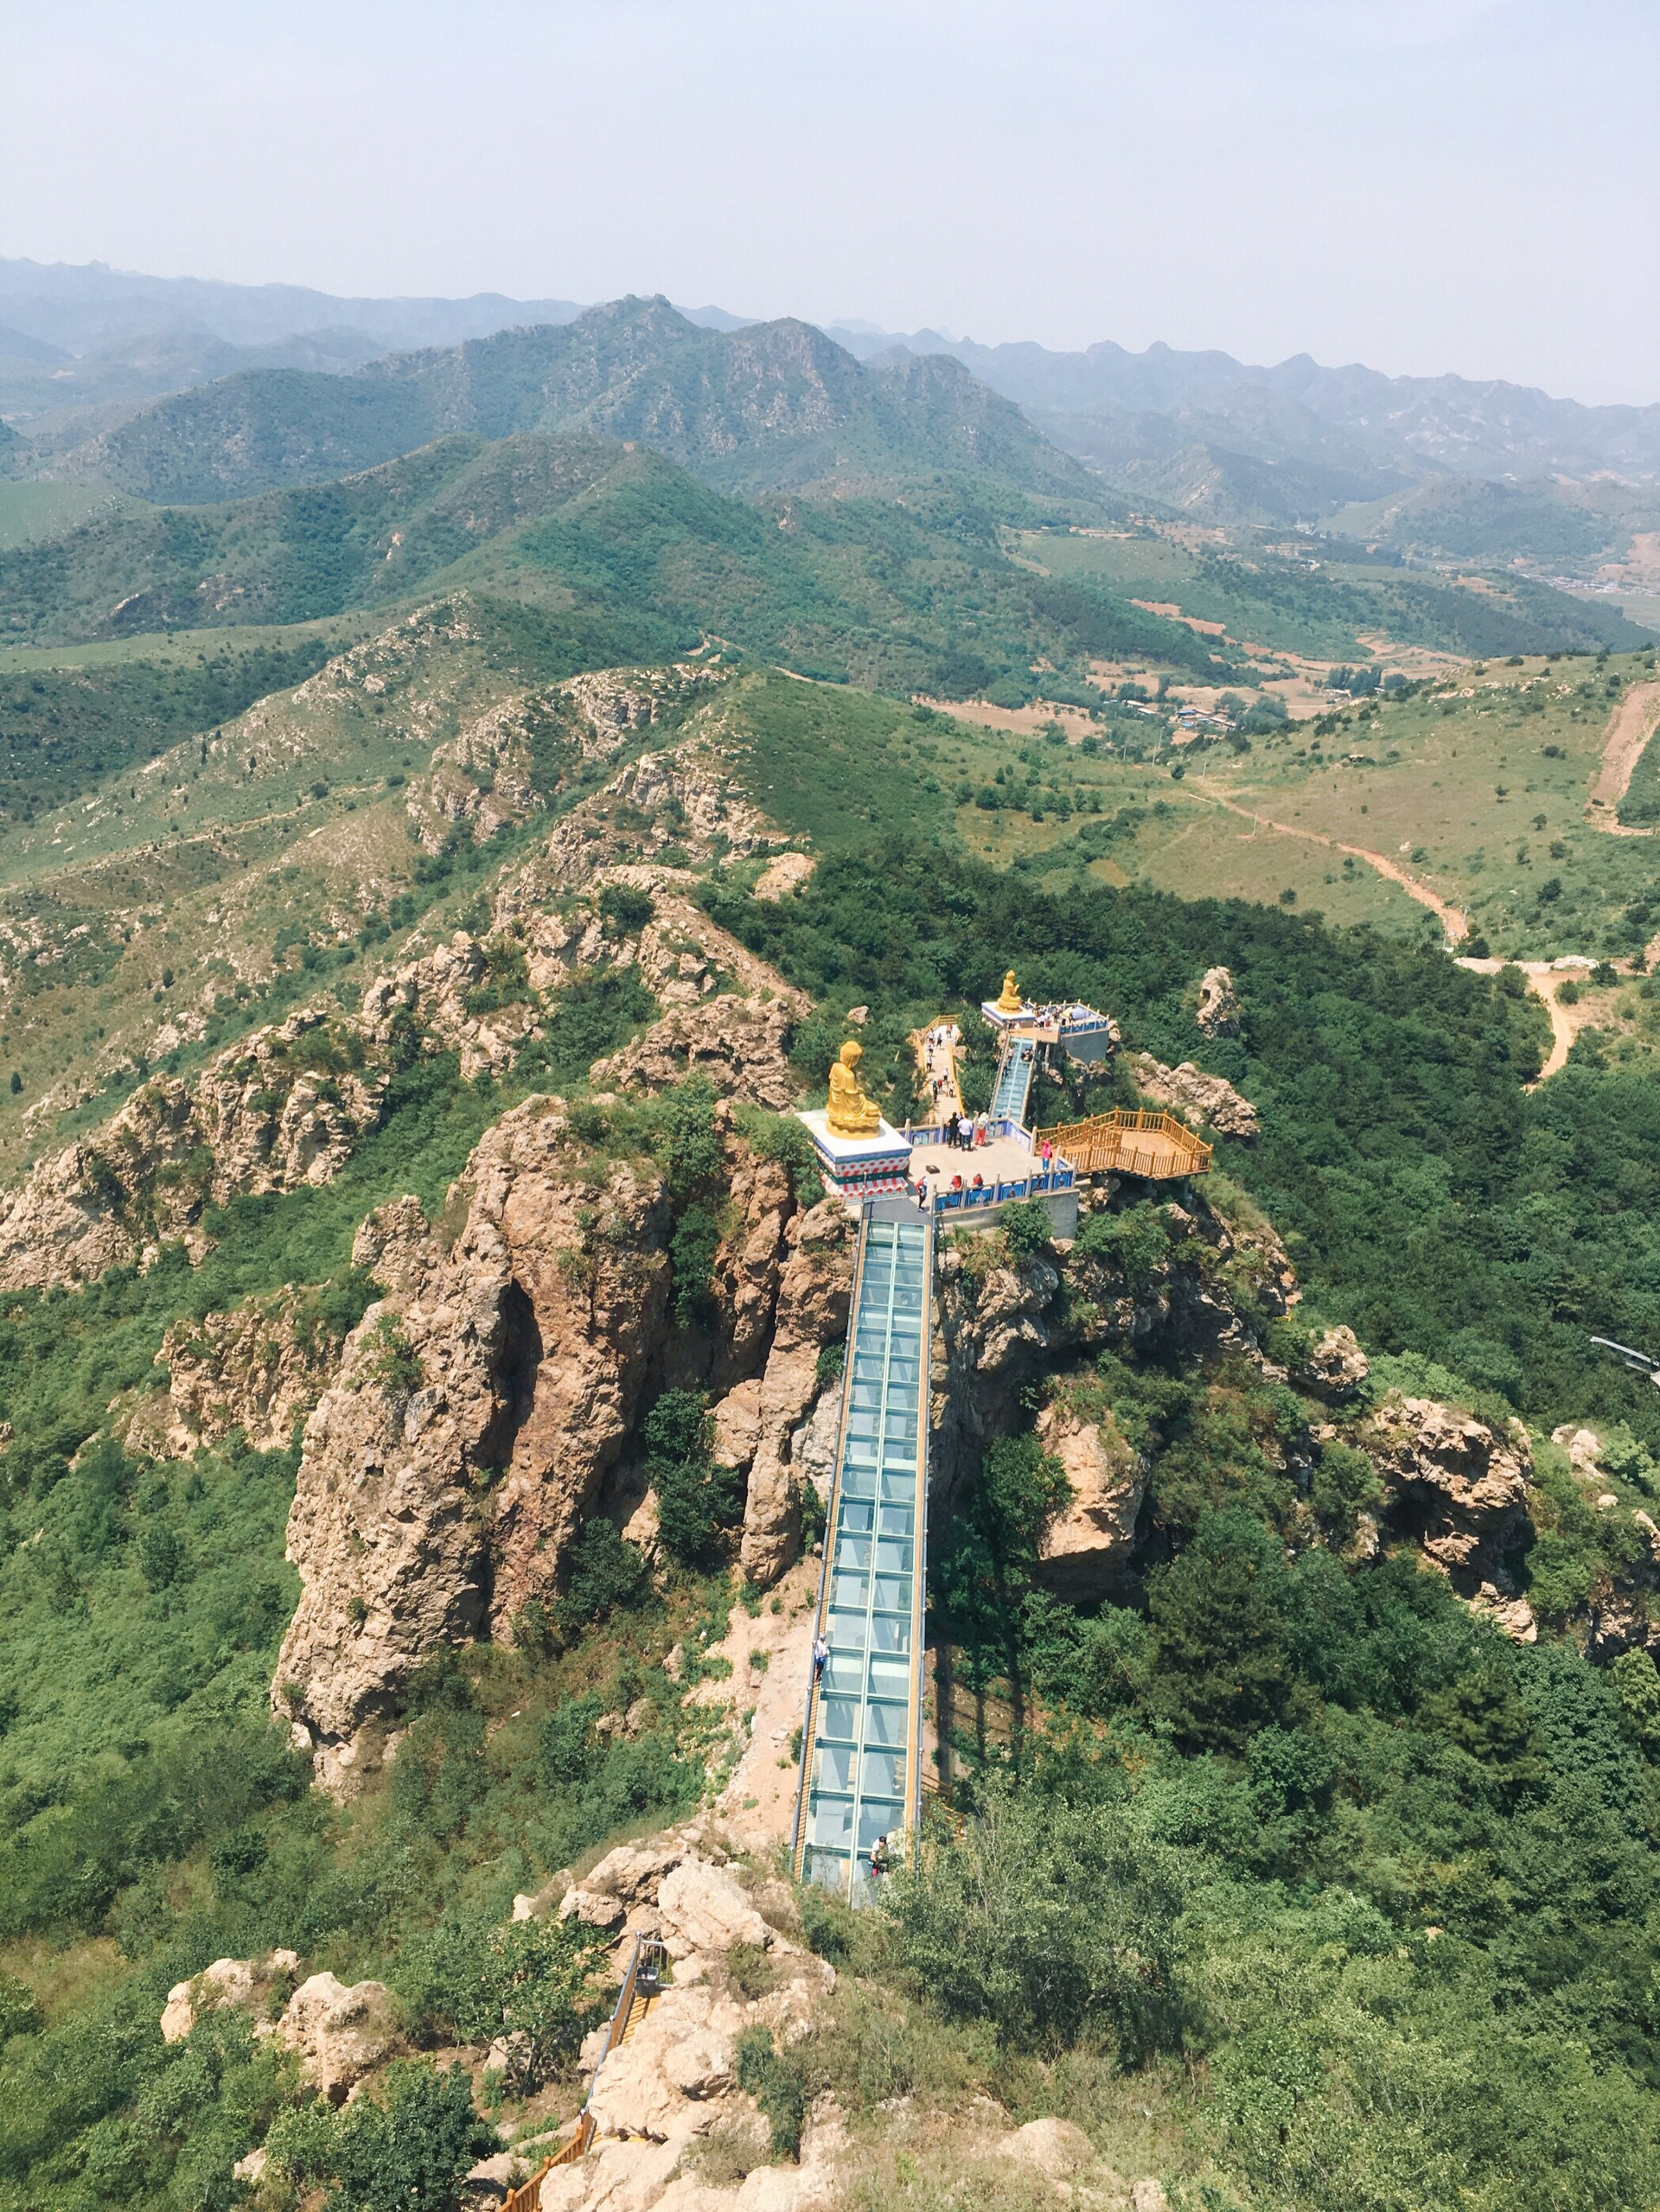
905,1116 -> 1026,1147
920,1164 -> 1075,1214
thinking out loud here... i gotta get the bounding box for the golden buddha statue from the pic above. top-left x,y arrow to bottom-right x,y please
994,968 -> 1024,1015
826,1039 -> 882,1138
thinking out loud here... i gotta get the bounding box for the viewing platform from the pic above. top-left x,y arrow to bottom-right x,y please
1048,1106 -> 1213,1180
980,973 -> 1120,1065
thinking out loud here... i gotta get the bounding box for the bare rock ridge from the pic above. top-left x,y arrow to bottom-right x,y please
408,659 -> 723,852
0,1007 -> 383,1291
1131,1052 -> 1260,1141
124,1284 -> 344,1458
0,851 -> 803,1294
274,1111 -> 854,1763
167,1825 -> 1184,2209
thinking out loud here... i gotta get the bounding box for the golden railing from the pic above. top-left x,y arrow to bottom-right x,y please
1044,1107 -> 1212,1180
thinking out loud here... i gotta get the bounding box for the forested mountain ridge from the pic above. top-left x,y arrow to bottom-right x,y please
22,297 -> 1100,509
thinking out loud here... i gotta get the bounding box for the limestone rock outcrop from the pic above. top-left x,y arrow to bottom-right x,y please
360,932 -> 536,1081
274,1102 -> 846,1756
274,1104 -> 672,1747
1131,1053 -> 1259,1141
1360,1394 -> 1531,1590
125,1287 -> 342,1458
407,661 -> 723,852
1293,1324 -> 1369,1404
1033,1400 -> 1146,1598
931,1192 -> 1263,1504
736,1201 -> 855,1585
534,736 -> 774,889
160,1949 -> 299,2043
655,1860 -> 773,1959
751,852 -> 816,902
1195,966 -> 1242,1038
0,1008 -> 383,1291
589,996 -> 801,1112
279,1972 -> 402,2102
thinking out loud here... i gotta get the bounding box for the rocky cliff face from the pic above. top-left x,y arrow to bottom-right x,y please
124,1285 -> 342,1458
1357,1393 -> 1532,1592
0,1007 -> 383,1291
929,1189 -> 1286,1522
275,1100 -> 672,1749
274,1111 -> 852,1767
1131,1053 -> 1259,1141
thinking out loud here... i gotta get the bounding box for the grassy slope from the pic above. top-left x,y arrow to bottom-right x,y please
1018,523 -> 1657,660
929,650 -> 1660,968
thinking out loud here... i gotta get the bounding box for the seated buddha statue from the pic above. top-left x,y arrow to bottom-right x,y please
826,1039 -> 882,1138
994,968 -> 1024,1015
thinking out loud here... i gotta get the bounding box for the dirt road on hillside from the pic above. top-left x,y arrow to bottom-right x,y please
1587,679 -> 1660,835
1198,787 -> 1468,943
1455,956 -> 1593,1081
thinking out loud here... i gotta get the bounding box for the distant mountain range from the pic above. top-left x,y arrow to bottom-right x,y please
3,258 -> 1660,545
830,325 -> 1660,503
16,296 -> 1098,510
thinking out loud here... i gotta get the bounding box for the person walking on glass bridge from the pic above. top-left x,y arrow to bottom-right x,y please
813,1632 -> 829,1684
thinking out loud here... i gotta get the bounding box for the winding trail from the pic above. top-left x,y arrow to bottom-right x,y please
1455,957 -> 1581,1081
1586,679 -> 1660,835
1196,784 -> 1468,943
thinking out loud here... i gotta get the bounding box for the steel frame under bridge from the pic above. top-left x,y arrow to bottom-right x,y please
791,1201 -> 932,1899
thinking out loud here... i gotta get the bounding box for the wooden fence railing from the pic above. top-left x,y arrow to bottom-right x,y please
1044,1107 -> 1212,1180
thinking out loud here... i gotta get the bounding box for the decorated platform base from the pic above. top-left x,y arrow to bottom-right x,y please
797,1108 -> 914,1207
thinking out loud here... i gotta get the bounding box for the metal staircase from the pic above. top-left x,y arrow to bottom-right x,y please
791,1203 -> 932,1898
510,1935 -> 668,2195
991,1036 -> 1035,1125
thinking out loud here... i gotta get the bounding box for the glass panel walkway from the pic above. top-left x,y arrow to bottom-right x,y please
992,1036 -> 1035,1125
792,1207 -> 932,1899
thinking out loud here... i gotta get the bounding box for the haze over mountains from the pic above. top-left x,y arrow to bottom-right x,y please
4,257 -> 1660,553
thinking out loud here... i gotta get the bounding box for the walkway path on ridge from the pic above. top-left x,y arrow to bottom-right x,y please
912,1022 -> 963,1123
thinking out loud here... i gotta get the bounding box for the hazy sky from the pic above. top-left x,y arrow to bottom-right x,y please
4,0 -> 1656,403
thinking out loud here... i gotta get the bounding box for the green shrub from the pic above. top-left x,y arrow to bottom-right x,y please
268,2061 -> 495,2211
734,2024 -> 808,2158
736,1105 -> 826,1208
393,1916 -> 607,2088
598,883 -> 655,937
1000,1198 -> 1052,1259
882,1778 -> 1185,2059
645,1390 -> 744,1569
1308,1440 -> 1382,1535
360,1312 -> 424,1405
1146,1508 -> 1299,1752
1074,1200 -> 1170,1287
669,1203 -> 721,1328
557,1519 -> 649,1629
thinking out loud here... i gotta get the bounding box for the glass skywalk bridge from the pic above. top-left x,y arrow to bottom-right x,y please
792,1208 -> 932,1898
